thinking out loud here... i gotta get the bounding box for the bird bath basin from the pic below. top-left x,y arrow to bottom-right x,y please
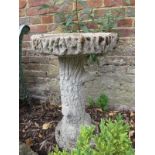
31,32 -> 118,150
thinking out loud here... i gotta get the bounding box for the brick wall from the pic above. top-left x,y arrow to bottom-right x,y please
19,0 -> 135,108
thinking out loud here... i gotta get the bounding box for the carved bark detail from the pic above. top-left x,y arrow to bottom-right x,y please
32,33 -> 118,56
55,56 -> 91,149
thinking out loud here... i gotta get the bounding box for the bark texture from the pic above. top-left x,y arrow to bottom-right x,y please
55,56 -> 91,149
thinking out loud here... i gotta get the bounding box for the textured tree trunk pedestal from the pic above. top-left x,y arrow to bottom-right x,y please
55,56 -> 91,149
31,32 -> 118,150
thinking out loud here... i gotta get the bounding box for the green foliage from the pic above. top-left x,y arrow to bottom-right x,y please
39,4 -> 50,9
87,93 -> 109,111
94,115 -> 134,155
96,93 -> 109,111
49,115 -> 134,155
87,53 -> 99,65
97,11 -> 116,32
40,0 -> 117,33
48,145 -> 68,155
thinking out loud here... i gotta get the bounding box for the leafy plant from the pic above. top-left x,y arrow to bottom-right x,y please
97,10 -> 116,32
49,115 -> 134,155
94,115 -> 134,155
87,53 -> 99,65
87,92 -> 109,111
96,93 -> 109,111
40,0 -> 117,33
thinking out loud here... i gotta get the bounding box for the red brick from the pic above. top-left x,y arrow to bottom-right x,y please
27,7 -> 49,16
113,28 -> 135,37
132,19 -> 135,27
87,0 -> 104,8
22,41 -> 31,49
123,0 -> 135,6
28,0 -> 49,7
104,0 -> 123,7
86,22 -> 98,30
41,15 -> 53,24
30,25 -> 48,33
94,9 -> 105,17
19,9 -> 26,17
111,8 -> 125,18
117,19 -> 133,27
23,34 -> 31,41
75,1 -> 86,10
50,2 -> 73,13
19,0 -> 27,9
30,16 -> 41,24
131,0 -> 135,5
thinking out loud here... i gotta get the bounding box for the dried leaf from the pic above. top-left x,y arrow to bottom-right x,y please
95,108 -> 103,112
130,119 -> 135,128
42,122 -> 51,130
130,112 -> 135,117
39,133 -> 43,138
34,122 -> 40,128
108,112 -> 116,116
25,138 -> 33,147
129,130 -> 134,138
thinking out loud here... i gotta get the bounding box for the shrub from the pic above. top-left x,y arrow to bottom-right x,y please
49,115 -> 134,155
96,93 -> 109,111
87,93 -> 109,111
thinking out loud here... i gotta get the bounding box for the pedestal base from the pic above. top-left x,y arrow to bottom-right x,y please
55,113 -> 91,150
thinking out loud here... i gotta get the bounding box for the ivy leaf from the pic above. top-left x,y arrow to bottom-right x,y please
39,4 -> 50,10
81,25 -> 89,33
66,15 -> 73,27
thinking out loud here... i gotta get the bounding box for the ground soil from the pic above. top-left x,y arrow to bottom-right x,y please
19,103 -> 135,155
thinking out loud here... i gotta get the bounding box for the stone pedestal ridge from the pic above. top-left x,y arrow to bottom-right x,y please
31,32 -> 118,150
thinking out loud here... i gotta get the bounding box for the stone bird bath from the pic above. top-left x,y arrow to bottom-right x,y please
31,32 -> 118,150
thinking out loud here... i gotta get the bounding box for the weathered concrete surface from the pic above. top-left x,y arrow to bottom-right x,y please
31,32 -> 118,55
84,63 -> 135,107
55,56 -> 92,149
